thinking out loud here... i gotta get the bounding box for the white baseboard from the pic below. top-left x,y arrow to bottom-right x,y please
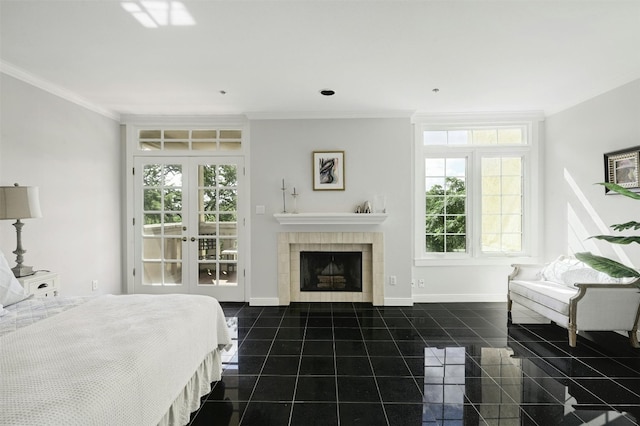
249,297 -> 281,306
383,297 -> 414,306
412,293 -> 507,303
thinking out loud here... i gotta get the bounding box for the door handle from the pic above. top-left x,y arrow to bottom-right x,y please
182,237 -> 187,242
191,237 -> 196,242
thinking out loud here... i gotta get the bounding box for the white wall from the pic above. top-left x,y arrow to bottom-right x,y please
545,79 -> 640,266
249,118 -> 413,305
0,74 -> 123,296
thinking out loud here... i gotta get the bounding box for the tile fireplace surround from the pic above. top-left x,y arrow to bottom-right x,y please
278,232 -> 384,305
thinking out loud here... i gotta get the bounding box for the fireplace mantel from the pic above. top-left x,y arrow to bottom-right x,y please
274,212 -> 387,225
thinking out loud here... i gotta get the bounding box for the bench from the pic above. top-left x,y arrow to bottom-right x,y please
508,256 -> 640,347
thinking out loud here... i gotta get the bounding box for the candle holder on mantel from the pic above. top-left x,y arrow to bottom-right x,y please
280,179 -> 287,213
291,187 -> 299,214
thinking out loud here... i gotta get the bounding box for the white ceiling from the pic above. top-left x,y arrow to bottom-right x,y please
1,0 -> 639,119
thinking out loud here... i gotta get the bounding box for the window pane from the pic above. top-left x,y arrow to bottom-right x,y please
220,130 -> 242,139
143,189 -> 161,210
481,156 -> 523,253
140,141 -> 161,150
140,130 -> 161,139
164,262 -> 182,285
426,234 -> 444,252
482,176 -> 501,195
164,141 -> 189,150
425,158 -> 445,176
502,158 -> 522,175
498,128 -> 523,144
424,131 -> 447,145
426,196 -> 445,215
220,141 -> 242,151
448,130 -> 469,145
193,130 -> 217,139
446,158 -> 466,177
501,176 -> 521,195
192,142 -> 217,151
164,130 -> 189,139
446,235 -> 466,252
472,130 -> 497,145
482,196 -> 501,214
425,157 -> 467,253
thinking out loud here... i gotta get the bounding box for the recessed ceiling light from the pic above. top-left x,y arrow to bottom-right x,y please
219,90 -> 227,95
320,89 -> 336,96
432,88 -> 440,93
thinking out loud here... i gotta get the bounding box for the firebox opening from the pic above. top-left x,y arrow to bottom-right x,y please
300,251 -> 362,292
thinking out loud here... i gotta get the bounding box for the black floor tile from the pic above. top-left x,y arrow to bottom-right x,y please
190,301 -> 640,425
339,402 -> 387,426
251,376 -> 297,401
337,376 -> 381,402
240,401 -> 292,426
290,402 -> 338,425
294,376 -> 337,401
299,356 -> 335,376
336,356 -> 373,376
262,355 -> 300,375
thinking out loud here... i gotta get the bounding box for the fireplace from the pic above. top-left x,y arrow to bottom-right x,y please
300,251 -> 362,292
277,232 -> 384,305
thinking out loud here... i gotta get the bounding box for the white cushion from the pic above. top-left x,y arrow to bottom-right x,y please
509,279 -> 578,315
540,255 -> 582,284
561,268 -> 622,286
541,255 -> 622,286
0,251 -> 30,307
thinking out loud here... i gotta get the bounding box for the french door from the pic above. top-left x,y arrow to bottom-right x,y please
133,156 -> 244,301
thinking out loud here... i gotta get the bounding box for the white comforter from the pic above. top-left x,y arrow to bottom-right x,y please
0,294 -> 232,426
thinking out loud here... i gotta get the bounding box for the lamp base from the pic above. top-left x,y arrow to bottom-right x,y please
12,264 -> 34,278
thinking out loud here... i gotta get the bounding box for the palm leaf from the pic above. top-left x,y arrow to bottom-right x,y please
599,182 -> 640,200
590,235 -> 640,245
575,252 -> 640,278
611,221 -> 640,231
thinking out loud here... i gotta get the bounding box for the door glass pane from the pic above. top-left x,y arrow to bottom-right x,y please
196,163 -> 238,287
141,163 -> 185,286
143,262 -> 162,285
199,263 -> 217,285
164,262 -> 182,285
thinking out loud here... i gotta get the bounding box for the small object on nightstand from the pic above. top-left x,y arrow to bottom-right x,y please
17,271 -> 60,298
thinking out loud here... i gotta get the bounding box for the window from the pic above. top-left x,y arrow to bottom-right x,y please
414,115 -> 541,264
138,129 -> 242,151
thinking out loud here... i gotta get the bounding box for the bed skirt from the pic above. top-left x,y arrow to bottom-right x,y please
158,349 -> 223,426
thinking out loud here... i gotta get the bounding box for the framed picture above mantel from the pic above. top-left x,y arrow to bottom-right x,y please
604,146 -> 640,193
313,151 -> 345,191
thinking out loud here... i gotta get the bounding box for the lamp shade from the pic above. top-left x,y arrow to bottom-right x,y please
0,185 -> 42,220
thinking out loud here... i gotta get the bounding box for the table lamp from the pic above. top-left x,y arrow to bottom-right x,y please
0,183 -> 42,277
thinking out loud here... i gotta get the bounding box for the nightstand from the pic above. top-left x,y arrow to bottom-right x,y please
18,271 -> 60,298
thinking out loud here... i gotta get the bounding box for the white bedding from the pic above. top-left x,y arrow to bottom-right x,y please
0,294 -> 232,426
0,295 -> 95,336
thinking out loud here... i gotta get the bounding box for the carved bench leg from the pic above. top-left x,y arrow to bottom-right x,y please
506,293 -> 513,323
568,324 -> 577,347
629,330 -> 639,348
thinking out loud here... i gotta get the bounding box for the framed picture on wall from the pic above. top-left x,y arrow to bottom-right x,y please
313,151 -> 345,191
604,146 -> 640,193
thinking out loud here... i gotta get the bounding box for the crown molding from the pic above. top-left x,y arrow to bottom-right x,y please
0,61 -> 120,121
246,110 -> 414,120
411,110 -> 545,124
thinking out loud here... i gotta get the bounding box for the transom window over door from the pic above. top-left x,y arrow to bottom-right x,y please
413,114 -> 542,265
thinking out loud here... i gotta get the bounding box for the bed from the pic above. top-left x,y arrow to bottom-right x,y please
0,254 -> 232,426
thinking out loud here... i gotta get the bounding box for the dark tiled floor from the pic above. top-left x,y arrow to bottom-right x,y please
189,302 -> 640,425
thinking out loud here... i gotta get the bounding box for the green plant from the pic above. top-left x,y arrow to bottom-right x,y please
575,182 -> 640,282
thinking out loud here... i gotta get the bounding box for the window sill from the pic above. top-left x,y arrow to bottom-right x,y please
414,256 -> 539,267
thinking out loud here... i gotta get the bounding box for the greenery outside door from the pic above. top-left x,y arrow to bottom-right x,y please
133,156 -> 244,301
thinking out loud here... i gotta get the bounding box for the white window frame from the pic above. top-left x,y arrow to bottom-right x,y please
412,113 -> 544,266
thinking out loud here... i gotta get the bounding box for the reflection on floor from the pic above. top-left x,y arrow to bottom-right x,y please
190,302 -> 640,426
